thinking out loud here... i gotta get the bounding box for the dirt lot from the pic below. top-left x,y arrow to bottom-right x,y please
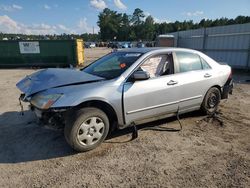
0,48 -> 249,188
84,47 -> 112,64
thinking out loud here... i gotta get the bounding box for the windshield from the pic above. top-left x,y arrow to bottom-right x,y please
83,52 -> 142,79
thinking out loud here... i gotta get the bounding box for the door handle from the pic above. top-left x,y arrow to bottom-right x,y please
204,73 -> 212,78
167,80 -> 178,85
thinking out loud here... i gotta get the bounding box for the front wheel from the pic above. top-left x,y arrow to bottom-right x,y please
64,107 -> 110,152
201,87 -> 221,115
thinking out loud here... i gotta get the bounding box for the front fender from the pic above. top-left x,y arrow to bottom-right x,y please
45,82 -> 124,125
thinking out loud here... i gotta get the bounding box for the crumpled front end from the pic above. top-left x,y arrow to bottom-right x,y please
16,68 -> 104,129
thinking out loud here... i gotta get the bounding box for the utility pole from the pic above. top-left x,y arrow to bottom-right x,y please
93,27 -> 94,35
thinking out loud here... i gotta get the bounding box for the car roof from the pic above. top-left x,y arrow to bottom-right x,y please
118,47 -> 199,54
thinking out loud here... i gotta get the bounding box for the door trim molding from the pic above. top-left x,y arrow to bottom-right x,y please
127,101 -> 179,114
126,95 -> 202,115
179,95 -> 202,103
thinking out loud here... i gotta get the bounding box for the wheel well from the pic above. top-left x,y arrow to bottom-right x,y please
211,85 -> 222,94
202,85 -> 222,102
76,100 -> 118,131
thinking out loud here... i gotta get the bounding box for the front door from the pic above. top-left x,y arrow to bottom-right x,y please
123,53 -> 180,125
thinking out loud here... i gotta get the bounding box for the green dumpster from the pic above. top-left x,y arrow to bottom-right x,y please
0,39 -> 84,68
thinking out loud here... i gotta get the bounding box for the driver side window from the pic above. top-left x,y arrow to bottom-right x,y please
139,53 -> 174,78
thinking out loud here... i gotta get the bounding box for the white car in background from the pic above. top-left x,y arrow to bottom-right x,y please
89,42 -> 96,48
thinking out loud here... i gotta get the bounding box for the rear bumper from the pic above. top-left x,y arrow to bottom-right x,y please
221,79 -> 233,99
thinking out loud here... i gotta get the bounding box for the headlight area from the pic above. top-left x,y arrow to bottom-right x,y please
30,94 -> 68,129
31,93 -> 62,110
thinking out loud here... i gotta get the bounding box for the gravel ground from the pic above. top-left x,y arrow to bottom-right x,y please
0,48 -> 249,188
84,47 -> 112,64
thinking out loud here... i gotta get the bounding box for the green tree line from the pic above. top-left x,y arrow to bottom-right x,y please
0,33 -> 99,41
98,8 -> 250,41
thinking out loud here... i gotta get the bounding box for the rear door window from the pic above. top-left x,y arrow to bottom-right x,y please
200,57 -> 211,69
175,51 -> 202,73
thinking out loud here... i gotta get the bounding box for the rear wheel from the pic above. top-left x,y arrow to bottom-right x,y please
64,107 -> 109,152
201,87 -> 221,115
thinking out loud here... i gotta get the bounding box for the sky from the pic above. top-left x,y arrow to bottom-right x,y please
0,0 -> 249,35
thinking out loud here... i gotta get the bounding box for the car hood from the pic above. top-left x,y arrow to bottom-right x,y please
16,68 -> 104,97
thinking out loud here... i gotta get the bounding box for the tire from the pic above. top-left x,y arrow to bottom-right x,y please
64,107 -> 110,152
201,87 -> 221,115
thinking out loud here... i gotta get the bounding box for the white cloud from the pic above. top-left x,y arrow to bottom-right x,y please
183,11 -> 204,17
114,0 -> 127,10
44,4 -> 51,10
0,15 -> 20,31
57,24 -> 69,31
144,12 -> 170,23
0,15 -> 56,34
77,18 -> 93,33
12,4 -> 23,10
0,15 -> 97,35
154,17 -> 170,24
0,4 -> 23,12
31,23 -> 55,30
74,18 -> 99,34
90,0 -> 107,10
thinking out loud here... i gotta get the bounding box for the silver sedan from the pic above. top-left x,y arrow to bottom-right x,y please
17,48 -> 233,151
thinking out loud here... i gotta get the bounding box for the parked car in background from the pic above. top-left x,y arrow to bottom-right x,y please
17,48 -> 233,152
107,42 -> 114,48
128,43 -> 133,48
108,41 -> 132,49
146,42 -> 154,47
137,42 -> 145,48
84,42 -> 96,48
89,42 -> 96,48
84,42 -> 91,48
122,42 -> 129,48
112,42 -> 122,49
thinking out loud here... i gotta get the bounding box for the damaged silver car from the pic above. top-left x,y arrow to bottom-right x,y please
17,48 -> 233,152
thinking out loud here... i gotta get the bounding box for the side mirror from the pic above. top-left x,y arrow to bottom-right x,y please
132,70 -> 150,81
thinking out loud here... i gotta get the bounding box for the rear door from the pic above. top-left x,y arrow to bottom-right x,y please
173,51 -> 214,112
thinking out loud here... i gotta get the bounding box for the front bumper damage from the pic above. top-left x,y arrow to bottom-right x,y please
32,106 -> 68,129
19,94 -> 69,129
